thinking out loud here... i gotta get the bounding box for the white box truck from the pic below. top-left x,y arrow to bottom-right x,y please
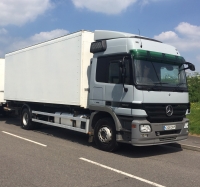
4,30 -> 195,151
0,58 -> 5,115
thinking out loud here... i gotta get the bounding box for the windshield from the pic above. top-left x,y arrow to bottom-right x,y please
134,59 -> 187,88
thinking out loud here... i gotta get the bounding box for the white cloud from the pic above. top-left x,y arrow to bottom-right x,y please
154,31 -> 178,41
72,0 -> 138,14
175,22 -> 200,39
10,29 -> 69,52
154,22 -> 200,72
0,0 -> 52,26
140,0 -> 165,6
30,29 -> 69,44
154,22 -> 200,51
0,29 -> 69,56
72,0 -> 164,14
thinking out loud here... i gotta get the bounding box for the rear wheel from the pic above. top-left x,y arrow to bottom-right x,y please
21,108 -> 34,130
94,118 -> 118,152
0,106 -> 5,117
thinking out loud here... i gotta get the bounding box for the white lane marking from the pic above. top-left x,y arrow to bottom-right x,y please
2,131 -> 47,147
80,157 -> 165,187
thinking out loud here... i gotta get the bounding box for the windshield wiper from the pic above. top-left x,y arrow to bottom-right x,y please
147,82 -> 169,91
153,82 -> 169,85
172,83 -> 187,92
176,83 -> 187,87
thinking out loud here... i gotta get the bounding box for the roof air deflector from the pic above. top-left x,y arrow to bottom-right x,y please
94,30 -> 136,41
94,30 -> 161,43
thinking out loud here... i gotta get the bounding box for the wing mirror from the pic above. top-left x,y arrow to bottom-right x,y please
183,62 -> 195,71
188,63 -> 195,71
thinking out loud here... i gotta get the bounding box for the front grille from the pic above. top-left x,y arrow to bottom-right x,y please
155,130 -> 181,136
159,137 -> 177,141
143,104 -> 188,123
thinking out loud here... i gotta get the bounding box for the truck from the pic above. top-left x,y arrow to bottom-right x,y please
4,30 -> 195,151
0,58 -> 5,115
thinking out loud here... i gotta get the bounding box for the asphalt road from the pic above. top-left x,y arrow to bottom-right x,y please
0,117 -> 200,187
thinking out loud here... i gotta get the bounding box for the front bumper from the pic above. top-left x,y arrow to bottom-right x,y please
131,118 -> 189,146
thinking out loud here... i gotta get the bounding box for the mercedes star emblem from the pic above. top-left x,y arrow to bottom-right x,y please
166,105 -> 173,116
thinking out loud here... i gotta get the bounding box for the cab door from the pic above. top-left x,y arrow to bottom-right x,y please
89,54 -> 134,116
104,55 -> 134,116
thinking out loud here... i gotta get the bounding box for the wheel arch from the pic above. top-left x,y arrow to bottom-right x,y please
89,110 -> 122,132
91,112 -> 113,129
21,103 -> 32,116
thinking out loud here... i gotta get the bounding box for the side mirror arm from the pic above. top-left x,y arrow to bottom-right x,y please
120,57 -> 129,92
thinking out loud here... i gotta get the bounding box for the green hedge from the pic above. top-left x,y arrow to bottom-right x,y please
187,103 -> 200,135
187,73 -> 200,102
186,73 -> 200,135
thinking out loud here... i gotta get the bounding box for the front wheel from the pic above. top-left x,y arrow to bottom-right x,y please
94,118 -> 118,152
21,108 -> 34,130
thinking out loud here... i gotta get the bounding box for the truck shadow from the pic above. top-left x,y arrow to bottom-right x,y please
0,116 -> 20,126
115,143 -> 182,158
1,116 -> 90,146
34,125 -> 90,146
37,125 -> 183,158
1,116 -> 183,158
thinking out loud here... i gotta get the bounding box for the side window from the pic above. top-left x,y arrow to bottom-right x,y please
108,61 -> 120,84
96,57 -> 109,83
124,59 -> 130,84
96,55 -> 131,84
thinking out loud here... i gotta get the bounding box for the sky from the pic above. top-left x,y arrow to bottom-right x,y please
0,0 -> 200,73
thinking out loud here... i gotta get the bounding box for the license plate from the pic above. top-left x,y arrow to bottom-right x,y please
164,125 -> 176,130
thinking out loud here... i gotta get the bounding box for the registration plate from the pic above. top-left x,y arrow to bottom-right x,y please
164,125 -> 176,130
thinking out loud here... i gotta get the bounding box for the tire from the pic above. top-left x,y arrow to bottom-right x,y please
0,106 -> 5,117
94,118 -> 118,152
21,108 -> 34,130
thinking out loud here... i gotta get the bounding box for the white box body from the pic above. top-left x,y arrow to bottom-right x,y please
0,59 -> 5,104
4,31 -> 94,108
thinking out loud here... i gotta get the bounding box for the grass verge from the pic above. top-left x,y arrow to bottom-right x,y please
187,102 -> 200,135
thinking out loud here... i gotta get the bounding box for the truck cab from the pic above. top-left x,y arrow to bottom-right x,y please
89,30 -> 194,150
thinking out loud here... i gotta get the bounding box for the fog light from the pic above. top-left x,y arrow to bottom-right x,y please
140,125 -> 151,132
184,122 -> 189,129
156,132 -> 160,136
142,134 -> 148,138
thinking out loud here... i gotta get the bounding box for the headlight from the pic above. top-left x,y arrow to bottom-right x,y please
184,122 -> 189,129
140,125 -> 151,132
